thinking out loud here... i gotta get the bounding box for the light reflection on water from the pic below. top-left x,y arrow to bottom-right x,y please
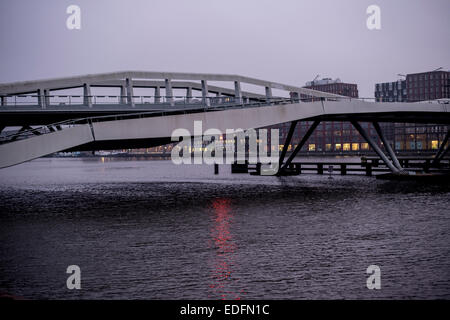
209,198 -> 243,300
0,158 -> 449,299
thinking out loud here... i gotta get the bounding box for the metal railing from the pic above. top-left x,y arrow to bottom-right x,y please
4,94 -> 438,145
0,96 -> 299,144
0,94 -> 389,107
0,95 -> 290,107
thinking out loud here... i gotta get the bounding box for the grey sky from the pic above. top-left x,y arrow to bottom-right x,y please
0,0 -> 449,98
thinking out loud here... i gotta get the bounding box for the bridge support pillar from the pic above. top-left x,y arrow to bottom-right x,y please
202,80 -> 210,107
432,129 -> 450,166
83,83 -> 92,108
234,81 -> 242,104
37,89 -> 45,109
186,87 -> 192,104
281,120 -> 320,171
126,78 -> 135,107
265,87 -> 273,104
373,122 -> 402,170
278,121 -> 298,168
120,85 -> 127,104
351,121 -> 400,173
44,90 -> 51,107
155,86 -> 161,103
165,79 -> 174,106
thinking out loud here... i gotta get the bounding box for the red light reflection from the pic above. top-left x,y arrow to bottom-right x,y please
208,198 -> 244,300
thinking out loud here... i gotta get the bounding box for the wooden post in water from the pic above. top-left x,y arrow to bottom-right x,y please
317,163 -> 324,174
365,163 -> 373,176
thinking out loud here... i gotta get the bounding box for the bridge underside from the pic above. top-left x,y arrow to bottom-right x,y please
64,137 -> 174,152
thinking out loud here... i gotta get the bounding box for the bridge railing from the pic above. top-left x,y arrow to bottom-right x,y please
0,95 -> 269,107
0,94 -> 386,108
0,96 -> 297,144
5,95 -> 436,145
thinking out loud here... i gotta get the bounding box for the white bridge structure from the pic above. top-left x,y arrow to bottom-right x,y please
0,71 -> 449,173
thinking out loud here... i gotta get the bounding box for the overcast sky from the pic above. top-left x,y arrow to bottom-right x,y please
0,0 -> 449,98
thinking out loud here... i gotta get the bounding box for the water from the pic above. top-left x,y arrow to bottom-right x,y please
0,158 -> 449,299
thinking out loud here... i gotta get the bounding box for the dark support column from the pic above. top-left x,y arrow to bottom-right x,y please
282,120 -> 320,170
351,121 -> 399,173
278,121 -> 298,167
365,163 -> 372,176
438,144 -> 450,160
317,163 -> 323,174
0,124 -> 5,133
432,129 -> 450,166
373,122 -> 402,170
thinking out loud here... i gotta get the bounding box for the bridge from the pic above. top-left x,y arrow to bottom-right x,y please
0,71 -> 449,174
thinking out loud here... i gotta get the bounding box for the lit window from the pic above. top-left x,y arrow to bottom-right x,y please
335,143 -> 342,150
431,140 -> 439,150
325,144 -> 332,151
361,143 -> 369,150
308,144 -> 316,151
352,143 -> 360,151
343,143 -> 351,151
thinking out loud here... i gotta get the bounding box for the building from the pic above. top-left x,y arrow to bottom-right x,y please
375,70 -> 450,153
406,70 -> 450,102
273,78 -> 383,155
304,78 -> 358,97
375,80 -> 407,102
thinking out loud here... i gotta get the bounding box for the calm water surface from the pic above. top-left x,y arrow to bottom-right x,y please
0,158 -> 449,299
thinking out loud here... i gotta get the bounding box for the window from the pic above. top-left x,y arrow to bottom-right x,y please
308,144 -> 316,152
416,141 -> 423,150
325,144 -> 332,151
352,143 -> 359,151
343,143 -> 351,151
431,140 -> 439,150
361,143 -> 369,150
335,143 -> 342,151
